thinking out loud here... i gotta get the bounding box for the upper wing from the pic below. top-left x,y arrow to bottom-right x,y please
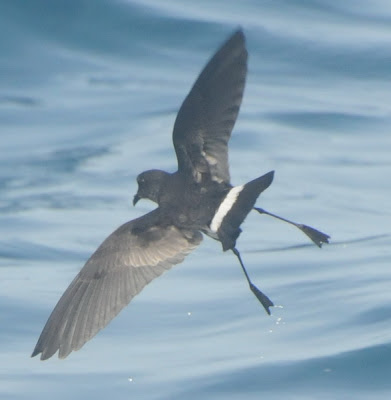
172,29 -> 247,184
32,210 -> 202,360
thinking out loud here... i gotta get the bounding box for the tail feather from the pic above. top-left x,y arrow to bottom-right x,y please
216,171 -> 274,250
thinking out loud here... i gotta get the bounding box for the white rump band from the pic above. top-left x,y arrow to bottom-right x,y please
210,185 -> 244,232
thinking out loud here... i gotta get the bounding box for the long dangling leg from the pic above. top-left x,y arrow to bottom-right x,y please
254,207 -> 330,247
232,248 -> 274,315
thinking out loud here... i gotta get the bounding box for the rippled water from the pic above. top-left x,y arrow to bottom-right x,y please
1,1 -> 391,399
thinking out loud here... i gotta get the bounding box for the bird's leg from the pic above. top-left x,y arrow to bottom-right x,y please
232,248 -> 274,315
253,207 -> 330,248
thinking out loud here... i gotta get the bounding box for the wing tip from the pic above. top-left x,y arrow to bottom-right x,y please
31,349 -> 51,361
31,341 -> 62,361
31,347 -> 69,361
227,27 -> 246,49
31,348 -> 50,361
31,349 -> 39,359
232,27 -> 245,39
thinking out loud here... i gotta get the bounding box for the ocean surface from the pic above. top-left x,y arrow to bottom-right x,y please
1,0 -> 391,399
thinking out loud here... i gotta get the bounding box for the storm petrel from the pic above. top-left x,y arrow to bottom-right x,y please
32,29 -> 329,360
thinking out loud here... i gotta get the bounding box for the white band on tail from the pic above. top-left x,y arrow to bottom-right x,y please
210,185 -> 244,232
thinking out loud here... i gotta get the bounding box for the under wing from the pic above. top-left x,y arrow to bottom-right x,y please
32,210 -> 202,360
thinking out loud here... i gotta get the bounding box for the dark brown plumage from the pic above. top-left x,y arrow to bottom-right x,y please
32,29 -> 329,360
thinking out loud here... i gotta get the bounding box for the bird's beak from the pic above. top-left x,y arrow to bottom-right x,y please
133,193 -> 140,206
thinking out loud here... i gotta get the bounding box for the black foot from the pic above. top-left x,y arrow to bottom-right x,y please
299,224 -> 330,248
249,283 -> 274,315
254,207 -> 330,248
232,247 -> 274,315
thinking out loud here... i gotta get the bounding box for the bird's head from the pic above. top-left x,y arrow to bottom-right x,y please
133,169 -> 169,206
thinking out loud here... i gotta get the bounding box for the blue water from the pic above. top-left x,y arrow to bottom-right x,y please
1,0 -> 391,398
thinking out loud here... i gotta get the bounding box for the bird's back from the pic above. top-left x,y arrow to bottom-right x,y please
158,171 -> 230,232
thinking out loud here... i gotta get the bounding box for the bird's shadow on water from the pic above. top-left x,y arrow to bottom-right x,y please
248,233 -> 391,253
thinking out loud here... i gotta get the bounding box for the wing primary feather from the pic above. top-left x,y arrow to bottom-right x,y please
173,29 -> 247,183
32,210 -> 203,359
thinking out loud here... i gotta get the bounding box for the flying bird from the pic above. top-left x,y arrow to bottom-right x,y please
32,29 -> 329,360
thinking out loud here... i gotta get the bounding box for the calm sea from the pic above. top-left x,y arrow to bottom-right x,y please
1,0 -> 391,399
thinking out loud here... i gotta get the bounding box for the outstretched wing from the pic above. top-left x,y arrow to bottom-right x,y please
32,210 -> 202,360
173,29 -> 247,184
